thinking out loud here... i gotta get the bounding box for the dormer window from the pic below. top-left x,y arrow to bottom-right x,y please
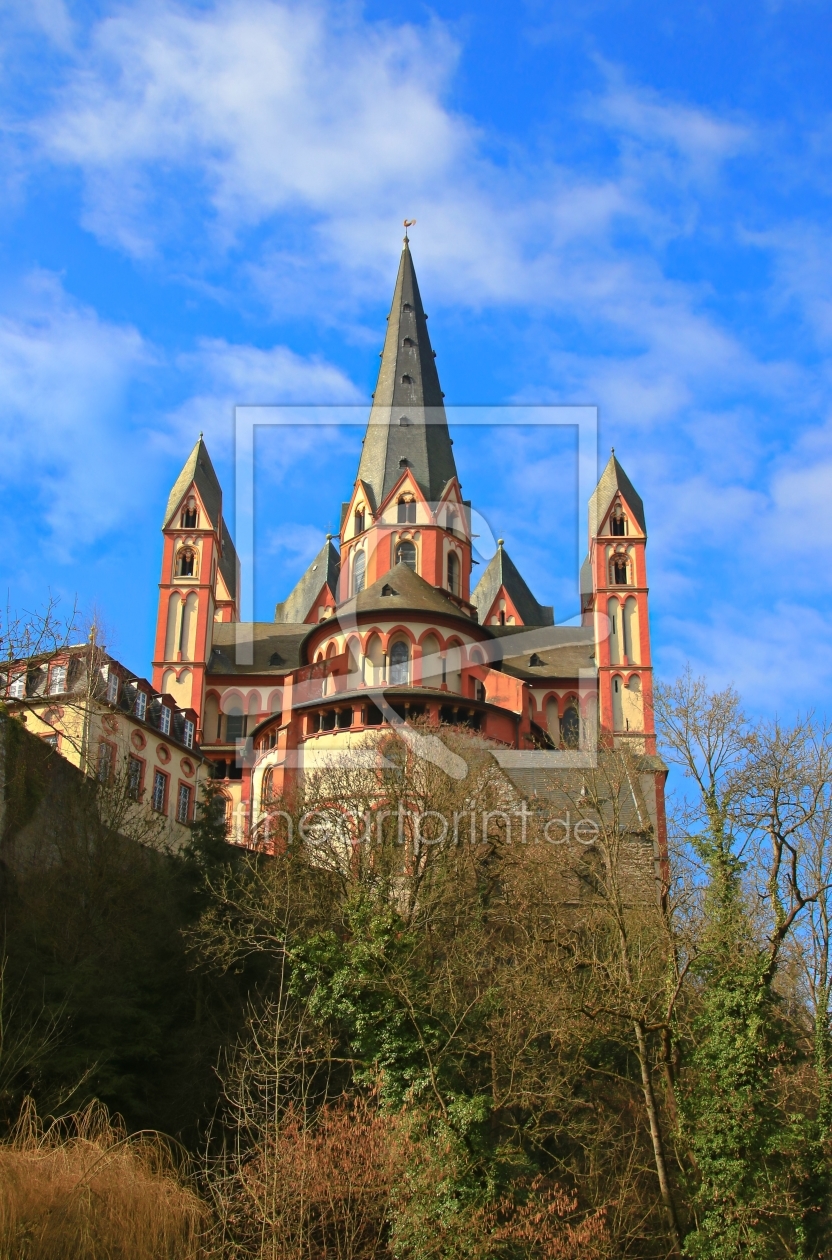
354,507 -> 365,535
397,495 -> 416,524
402,337 -> 415,347
447,550 -> 459,595
395,540 -> 417,571
401,374 -> 413,385
48,664 -> 67,695
529,653 -> 543,667
177,548 -> 196,577
610,504 -> 626,536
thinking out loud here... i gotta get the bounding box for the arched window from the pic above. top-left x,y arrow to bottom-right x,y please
177,548 -> 196,577
447,551 -> 459,595
395,540 -> 417,570
612,556 -> 628,585
610,505 -> 626,536
401,374 -> 413,385
354,506 -> 365,535
397,495 -> 416,524
561,704 -> 580,750
353,550 -> 366,594
389,640 -> 409,685
261,768 -> 274,806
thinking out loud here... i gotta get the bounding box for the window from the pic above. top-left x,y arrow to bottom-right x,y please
97,741 -> 114,782
48,665 -> 67,695
353,550 -> 366,594
389,640 -> 409,685
181,502 -> 198,528
610,506 -> 626,536
402,336 -> 415,346
401,374 -> 413,385
8,673 -> 25,699
106,672 -> 119,704
159,705 -> 171,735
128,756 -> 143,800
152,769 -> 167,813
395,540 -> 417,570
561,705 -> 580,750
134,691 -> 147,720
397,496 -> 416,524
42,733 -> 58,750
177,548 -> 196,577
446,510 -> 457,534
183,719 -> 195,749
529,653 -> 544,667
177,783 -> 192,824
226,713 -> 246,741
447,551 -> 459,595
613,558 -> 628,585
354,507 -> 365,534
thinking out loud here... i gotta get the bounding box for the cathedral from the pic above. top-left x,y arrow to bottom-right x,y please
152,239 -> 663,847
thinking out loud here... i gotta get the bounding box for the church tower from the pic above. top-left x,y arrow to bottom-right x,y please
152,437 -> 238,736
339,236 -> 474,611
583,453 -> 656,754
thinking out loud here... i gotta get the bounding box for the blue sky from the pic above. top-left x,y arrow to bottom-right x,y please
1,0 -> 831,714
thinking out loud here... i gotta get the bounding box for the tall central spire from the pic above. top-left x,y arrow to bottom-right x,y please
355,239 -> 458,512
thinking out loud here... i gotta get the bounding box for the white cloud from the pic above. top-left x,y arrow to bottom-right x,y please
41,0 -> 465,253
0,272 -> 150,548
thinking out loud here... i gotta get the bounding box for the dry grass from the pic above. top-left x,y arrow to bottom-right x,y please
0,1098 -> 205,1260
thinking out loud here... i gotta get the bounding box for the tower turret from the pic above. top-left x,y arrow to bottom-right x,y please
340,238 -> 472,608
152,437 -> 238,736
583,452 -> 656,753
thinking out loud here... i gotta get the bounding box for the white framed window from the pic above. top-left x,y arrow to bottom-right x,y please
8,673 -> 25,699
128,756 -> 143,800
177,783 -> 192,823
106,671 -> 119,704
134,691 -> 147,720
48,665 -> 67,695
152,769 -> 167,813
159,705 -> 171,735
183,719 -> 195,749
97,741 -> 114,782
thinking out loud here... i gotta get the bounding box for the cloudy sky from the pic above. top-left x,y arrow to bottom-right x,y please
1,0 -> 830,714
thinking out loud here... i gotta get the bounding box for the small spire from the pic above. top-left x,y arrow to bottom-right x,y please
199,431 -> 204,439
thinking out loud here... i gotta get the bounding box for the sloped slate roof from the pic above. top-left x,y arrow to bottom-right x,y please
471,547 -> 554,627
274,540 -> 340,623
219,519 -> 239,602
208,623 -> 309,675
355,241 -> 458,512
498,625 -> 596,680
335,562 -> 476,624
588,453 -> 646,537
164,438 -> 223,529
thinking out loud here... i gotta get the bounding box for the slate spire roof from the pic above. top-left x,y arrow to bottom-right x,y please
274,538 -> 340,623
588,452 -> 646,536
164,436 -> 223,529
471,546 -> 554,627
355,240 -> 458,513
164,435 -> 238,601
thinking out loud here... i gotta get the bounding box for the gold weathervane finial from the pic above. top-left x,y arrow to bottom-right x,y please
403,218 -> 416,242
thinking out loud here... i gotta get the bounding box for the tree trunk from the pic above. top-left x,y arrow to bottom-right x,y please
633,1017 -> 683,1257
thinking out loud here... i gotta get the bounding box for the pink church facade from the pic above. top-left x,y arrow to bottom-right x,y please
151,241 -> 664,849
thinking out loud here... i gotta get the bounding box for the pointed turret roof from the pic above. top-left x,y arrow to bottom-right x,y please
164,436 -> 223,529
588,452 -> 646,537
274,539 -> 340,623
355,240 -> 458,513
471,546 -> 554,627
